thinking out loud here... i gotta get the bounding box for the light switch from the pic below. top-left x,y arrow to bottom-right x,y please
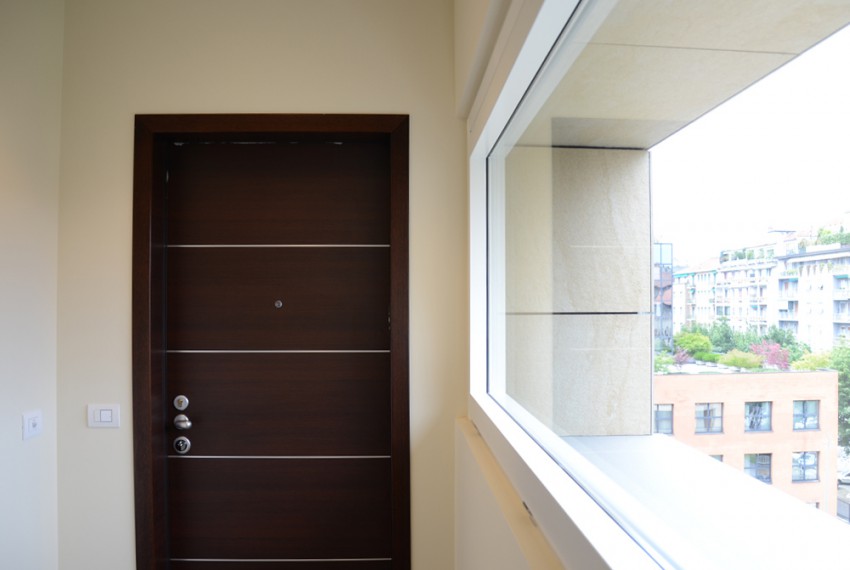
22,410 -> 43,440
88,404 -> 120,428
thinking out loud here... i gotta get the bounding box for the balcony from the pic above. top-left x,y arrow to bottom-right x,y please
835,313 -> 850,324
778,311 -> 799,321
835,289 -> 850,301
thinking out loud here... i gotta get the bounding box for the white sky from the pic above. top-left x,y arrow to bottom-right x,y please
650,24 -> 850,267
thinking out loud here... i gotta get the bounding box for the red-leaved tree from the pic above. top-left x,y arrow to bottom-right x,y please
750,340 -> 789,370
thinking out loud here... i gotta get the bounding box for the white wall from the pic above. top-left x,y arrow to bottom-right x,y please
455,419 -> 563,570
57,0 -> 467,567
0,1 -> 63,568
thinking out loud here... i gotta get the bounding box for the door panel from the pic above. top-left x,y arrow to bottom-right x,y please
167,138 -> 390,245
166,247 -> 390,351
167,352 -> 390,456
133,115 -> 409,569
168,458 -> 392,559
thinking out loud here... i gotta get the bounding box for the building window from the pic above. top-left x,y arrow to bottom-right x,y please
744,453 -> 772,483
792,452 -> 819,482
745,401 -> 771,432
793,400 -> 819,430
695,403 -> 723,433
710,455 -> 723,462
654,404 -> 673,434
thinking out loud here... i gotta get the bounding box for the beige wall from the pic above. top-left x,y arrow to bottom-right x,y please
57,1 -> 466,567
454,419 -> 562,570
0,1 -> 63,567
654,370 -> 839,514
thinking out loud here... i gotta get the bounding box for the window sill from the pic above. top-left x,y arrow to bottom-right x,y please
471,391 -> 850,569
468,393 -> 658,570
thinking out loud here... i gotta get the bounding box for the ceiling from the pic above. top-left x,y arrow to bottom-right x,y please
515,0 -> 850,150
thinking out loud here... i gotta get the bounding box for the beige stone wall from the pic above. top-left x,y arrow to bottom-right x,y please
503,147 -> 651,436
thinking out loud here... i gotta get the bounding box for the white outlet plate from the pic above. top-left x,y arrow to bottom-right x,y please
87,404 -> 120,428
22,410 -> 43,440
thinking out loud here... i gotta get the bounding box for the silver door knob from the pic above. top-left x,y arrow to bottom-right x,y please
174,414 -> 192,430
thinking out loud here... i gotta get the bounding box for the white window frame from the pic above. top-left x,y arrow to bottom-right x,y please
466,0 -> 658,567
468,1 -> 850,567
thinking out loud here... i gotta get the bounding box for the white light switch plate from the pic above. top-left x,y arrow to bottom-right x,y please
87,404 -> 120,428
22,410 -> 43,440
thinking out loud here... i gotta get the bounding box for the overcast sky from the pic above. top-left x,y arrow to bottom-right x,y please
650,24 -> 850,268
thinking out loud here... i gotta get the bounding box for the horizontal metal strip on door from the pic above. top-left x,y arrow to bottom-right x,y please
170,559 -> 393,562
169,559 -> 392,569
168,244 -> 390,248
168,458 -> 393,560
167,456 -> 392,460
166,350 -> 390,354
167,247 -> 390,351
167,352 -> 391,455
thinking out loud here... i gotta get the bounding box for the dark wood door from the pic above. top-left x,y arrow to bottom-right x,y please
132,115 -> 409,570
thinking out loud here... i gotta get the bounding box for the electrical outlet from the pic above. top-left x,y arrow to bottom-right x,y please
22,410 -> 43,440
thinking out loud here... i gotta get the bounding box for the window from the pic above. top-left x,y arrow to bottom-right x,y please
470,0 -> 850,566
793,400 -> 819,430
710,455 -> 723,462
695,403 -> 723,433
792,452 -> 819,482
744,453 -> 772,483
745,401 -> 771,432
654,404 -> 673,434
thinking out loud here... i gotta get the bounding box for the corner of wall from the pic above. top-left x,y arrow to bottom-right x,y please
455,417 -> 563,570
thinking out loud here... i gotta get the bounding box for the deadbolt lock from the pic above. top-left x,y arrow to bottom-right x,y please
173,436 -> 191,455
173,395 -> 189,411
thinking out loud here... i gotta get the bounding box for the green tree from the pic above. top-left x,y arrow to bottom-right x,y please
679,322 -> 710,337
831,345 -> 850,452
708,318 -> 735,353
733,327 -> 761,353
791,352 -> 832,371
719,349 -> 763,369
816,227 -> 835,244
654,353 -> 674,373
673,331 -> 712,356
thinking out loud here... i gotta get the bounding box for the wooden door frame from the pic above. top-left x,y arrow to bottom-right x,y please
132,114 -> 410,569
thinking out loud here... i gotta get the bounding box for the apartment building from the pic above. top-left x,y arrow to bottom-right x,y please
654,242 -> 674,350
715,255 -> 776,336
776,244 -> 850,351
654,370 -> 839,514
673,236 -> 850,352
672,261 -> 717,332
